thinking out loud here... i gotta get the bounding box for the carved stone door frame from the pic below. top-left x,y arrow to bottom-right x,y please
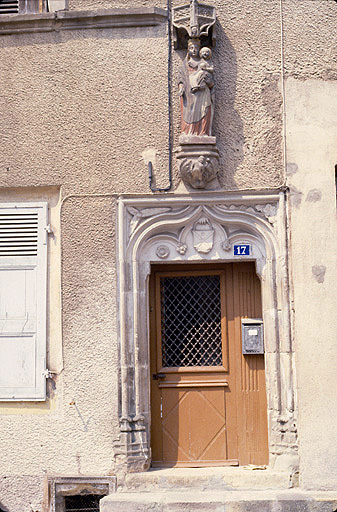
113,191 -> 298,474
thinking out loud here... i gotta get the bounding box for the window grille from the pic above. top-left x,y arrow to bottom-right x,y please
160,274 -> 223,367
0,1 -> 19,14
64,495 -> 105,512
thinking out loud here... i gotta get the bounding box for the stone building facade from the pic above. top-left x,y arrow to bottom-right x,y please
0,0 -> 336,511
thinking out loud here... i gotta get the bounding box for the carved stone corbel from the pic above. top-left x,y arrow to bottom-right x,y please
176,135 -> 219,189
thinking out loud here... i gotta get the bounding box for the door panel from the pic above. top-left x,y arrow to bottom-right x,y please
232,263 -> 269,465
160,386 -> 228,466
150,263 -> 268,467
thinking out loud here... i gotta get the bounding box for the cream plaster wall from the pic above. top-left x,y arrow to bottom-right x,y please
0,19 -> 169,194
285,78 -> 337,491
282,0 -> 337,491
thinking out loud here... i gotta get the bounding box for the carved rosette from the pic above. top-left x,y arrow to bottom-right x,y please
156,245 -> 170,259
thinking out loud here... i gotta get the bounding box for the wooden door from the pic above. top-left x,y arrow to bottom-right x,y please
150,263 -> 268,467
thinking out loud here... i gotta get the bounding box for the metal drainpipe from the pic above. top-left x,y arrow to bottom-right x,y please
148,0 -> 173,192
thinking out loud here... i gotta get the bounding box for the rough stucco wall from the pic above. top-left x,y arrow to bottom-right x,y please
283,0 -> 337,491
61,196 -> 118,473
283,0 -> 337,80
70,0 -> 167,9
0,24 -> 169,194
0,476 -> 45,512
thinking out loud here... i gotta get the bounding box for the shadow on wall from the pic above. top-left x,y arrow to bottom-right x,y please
0,502 -> 9,512
213,21 -> 244,189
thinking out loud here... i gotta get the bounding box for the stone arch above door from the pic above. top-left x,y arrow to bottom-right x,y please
113,191 -> 298,475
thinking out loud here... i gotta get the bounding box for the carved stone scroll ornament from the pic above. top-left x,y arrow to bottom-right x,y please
215,203 -> 279,224
127,206 -> 172,237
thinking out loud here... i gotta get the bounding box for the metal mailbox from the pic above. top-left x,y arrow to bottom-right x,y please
241,318 -> 264,355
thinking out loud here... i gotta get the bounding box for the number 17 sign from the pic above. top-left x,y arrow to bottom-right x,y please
234,244 -> 250,256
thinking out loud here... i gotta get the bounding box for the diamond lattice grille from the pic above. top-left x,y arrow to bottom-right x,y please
160,275 -> 223,367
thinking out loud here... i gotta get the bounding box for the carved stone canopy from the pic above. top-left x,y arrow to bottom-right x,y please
173,0 -> 216,49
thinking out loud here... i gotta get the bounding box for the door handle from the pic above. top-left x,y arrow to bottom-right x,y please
153,373 -> 166,380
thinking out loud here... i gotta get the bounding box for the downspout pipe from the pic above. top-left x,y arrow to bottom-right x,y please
149,0 -> 173,192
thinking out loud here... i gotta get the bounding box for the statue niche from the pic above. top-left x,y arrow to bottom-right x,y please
174,1 -> 220,190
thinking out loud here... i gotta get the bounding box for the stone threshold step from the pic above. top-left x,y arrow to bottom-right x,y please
100,489 -> 337,512
122,467 -> 292,492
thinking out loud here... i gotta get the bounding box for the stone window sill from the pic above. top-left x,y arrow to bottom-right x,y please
0,7 -> 167,35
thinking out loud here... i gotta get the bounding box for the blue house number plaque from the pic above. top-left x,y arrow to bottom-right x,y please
234,244 -> 250,256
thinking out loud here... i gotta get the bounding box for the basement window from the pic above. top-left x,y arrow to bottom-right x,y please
64,495 -> 105,512
0,0 -> 67,14
48,476 -> 116,512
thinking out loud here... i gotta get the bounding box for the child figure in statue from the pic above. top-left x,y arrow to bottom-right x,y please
190,47 -> 214,94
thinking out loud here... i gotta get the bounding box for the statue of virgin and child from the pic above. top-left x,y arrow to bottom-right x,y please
178,39 -> 215,137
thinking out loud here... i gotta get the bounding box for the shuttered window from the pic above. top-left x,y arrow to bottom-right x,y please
0,203 -> 48,401
0,1 -> 19,14
0,0 -> 67,14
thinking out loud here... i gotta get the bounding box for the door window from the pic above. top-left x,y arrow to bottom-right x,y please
160,274 -> 222,367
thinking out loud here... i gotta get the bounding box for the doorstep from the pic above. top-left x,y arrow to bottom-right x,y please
100,489 -> 337,512
121,466 -> 293,492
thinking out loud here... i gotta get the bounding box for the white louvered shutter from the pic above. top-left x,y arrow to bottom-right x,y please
0,203 -> 48,400
0,1 -> 19,14
47,0 -> 67,12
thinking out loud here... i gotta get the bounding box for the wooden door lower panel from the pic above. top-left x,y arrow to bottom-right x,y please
152,386 -> 238,467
